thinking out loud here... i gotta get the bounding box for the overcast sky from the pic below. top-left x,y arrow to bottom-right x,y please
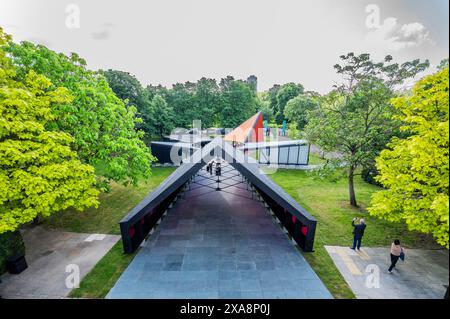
0,0 -> 448,93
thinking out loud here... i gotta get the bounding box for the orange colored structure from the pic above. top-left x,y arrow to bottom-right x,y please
223,112 -> 264,145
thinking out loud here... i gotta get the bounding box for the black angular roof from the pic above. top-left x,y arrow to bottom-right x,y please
120,138 -> 316,227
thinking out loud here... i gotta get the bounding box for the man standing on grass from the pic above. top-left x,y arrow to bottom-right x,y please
350,218 -> 366,251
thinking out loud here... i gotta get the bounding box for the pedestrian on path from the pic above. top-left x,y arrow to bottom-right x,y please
388,239 -> 404,273
350,218 -> 366,250
208,161 -> 214,175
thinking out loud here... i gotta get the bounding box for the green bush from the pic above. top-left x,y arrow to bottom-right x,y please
0,231 -> 25,274
361,163 -> 382,187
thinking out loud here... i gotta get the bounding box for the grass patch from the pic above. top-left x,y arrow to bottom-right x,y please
269,169 -> 439,299
44,167 -> 175,235
308,152 -> 327,165
69,240 -> 137,299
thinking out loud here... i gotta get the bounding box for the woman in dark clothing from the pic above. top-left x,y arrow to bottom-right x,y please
388,239 -> 403,273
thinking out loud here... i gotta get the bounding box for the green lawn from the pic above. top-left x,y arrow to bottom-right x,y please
43,167 -> 175,298
44,167 -> 176,235
269,169 -> 439,299
69,240 -> 137,299
308,152 -> 327,165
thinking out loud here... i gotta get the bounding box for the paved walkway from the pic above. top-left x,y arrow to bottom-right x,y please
0,226 -> 119,298
325,246 -> 449,299
108,163 -> 332,299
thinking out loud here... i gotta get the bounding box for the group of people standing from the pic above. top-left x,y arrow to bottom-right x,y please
350,217 -> 404,273
206,158 -> 222,177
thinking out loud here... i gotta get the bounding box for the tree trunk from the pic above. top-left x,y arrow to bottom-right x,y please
348,166 -> 358,207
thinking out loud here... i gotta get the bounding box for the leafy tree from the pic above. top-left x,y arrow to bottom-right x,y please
305,53 -> 429,206
284,95 -> 319,130
6,41 -> 154,187
257,92 -> 273,122
101,69 -> 144,109
368,67 -> 449,248
0,28 -> 99,232
288,122 -> 301,140
164,82 -> 195,128
194,77 -> 221,128
267,84 -> 281,118
437,58 -> 448,71
219,78 -> 258,128
101,69 -> 152,135
275,83 -> 304,123
150,94 -> 174,136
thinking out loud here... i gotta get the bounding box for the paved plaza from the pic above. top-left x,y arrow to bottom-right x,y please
325,246 -> 449,299
107,163 -> 332,299
0,227 -> 119,299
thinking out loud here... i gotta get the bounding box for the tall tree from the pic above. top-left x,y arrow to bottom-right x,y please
194,78 -> 221,128
284,95 -> 319,130
101,69 -> 159,140
267,84 -> 281,121
101,69 -> 144,109
150,94 -> 174,137
219,78 -> 258,128
257,92 -> 273,122
164,82 -> 195,128
368,67 -> 449,248
0,28 -> 99,233
305,53 -> 429,206
6,41 -> 154,187
275,83 -> 304,123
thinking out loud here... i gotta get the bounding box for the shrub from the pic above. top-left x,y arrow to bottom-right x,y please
0,231 -> 25,274
362,163 -> 382,187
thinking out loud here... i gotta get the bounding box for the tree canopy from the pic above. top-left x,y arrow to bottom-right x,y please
305,53 -> 429,206
0,28 -> 99,233
368,67 -> 449,247
6,41 -> 154,187
117,76 -> 261,132
274,83 -> 304,123
284,94 -> 319,130
218,78 -> 258,128
150,94 -> 174,137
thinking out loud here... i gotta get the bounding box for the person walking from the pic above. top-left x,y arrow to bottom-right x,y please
350,218 -> 366,250
209,161 -> 214,175
388,239 -> 404,273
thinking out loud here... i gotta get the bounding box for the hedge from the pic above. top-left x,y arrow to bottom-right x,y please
0,231 -> 25,274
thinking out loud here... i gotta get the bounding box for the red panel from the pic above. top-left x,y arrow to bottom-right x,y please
301,226 -> 308,236
254,113 -> 264,143
128,227 -> 135,238
224,112 -> 263,144
291,215 -> 297,224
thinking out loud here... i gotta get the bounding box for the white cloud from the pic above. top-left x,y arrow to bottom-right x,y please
366,17 -> 434,51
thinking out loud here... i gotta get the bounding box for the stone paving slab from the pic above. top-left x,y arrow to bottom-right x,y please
107,164 -> 332,299
0,226 -> 120,299
325,245 -> 449,299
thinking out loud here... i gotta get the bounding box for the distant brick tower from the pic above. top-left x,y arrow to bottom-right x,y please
246,75 -> 257,92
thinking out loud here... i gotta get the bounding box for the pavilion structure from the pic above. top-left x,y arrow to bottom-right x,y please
223,112 -> 264,146
119,137 -> 317,254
